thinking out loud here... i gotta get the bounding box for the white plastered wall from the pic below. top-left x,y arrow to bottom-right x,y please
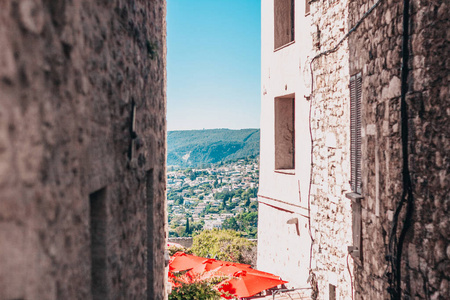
258,0 -> 314,288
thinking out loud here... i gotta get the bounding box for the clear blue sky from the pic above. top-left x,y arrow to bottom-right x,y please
167,0 -> 261,131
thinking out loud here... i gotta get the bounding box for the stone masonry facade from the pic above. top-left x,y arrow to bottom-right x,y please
0,1 -> 166,299
308,0 -> 354,299
308,0 -> 449,299
347,0 -> 449,298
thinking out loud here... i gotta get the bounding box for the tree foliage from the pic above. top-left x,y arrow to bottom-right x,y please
191,229 -> 256,266
167,245 -> 192,256
169,280 -> 221,300
185,217 -> 191,235
222,211 -> 258,238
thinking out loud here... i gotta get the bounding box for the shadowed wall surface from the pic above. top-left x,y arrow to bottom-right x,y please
0,1 -> 166,299
346,0 -> 449,298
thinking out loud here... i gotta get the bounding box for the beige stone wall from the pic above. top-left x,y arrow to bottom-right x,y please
308,1 -> 354,299
0,1 -> 166,299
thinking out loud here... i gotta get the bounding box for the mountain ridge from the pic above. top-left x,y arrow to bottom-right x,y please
167,128 -> 260,168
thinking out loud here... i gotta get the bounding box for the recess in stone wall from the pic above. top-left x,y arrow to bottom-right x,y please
90,187 -> 108,300
275,95 -> 295,170
146,169 -> 154,300
274,0 -> 295,49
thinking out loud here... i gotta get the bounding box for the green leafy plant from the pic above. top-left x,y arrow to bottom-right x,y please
191,229 -> 256,266
169,280 -> 221,300
167,245 -> 192,256
168,272 -> 232,300
222,211 -> 258,238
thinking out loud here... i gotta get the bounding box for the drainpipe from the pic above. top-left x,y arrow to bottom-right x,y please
387,0 -> 413,298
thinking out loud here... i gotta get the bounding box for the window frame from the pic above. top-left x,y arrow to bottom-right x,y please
274,0 -> 295,50
274,95 -> 295,172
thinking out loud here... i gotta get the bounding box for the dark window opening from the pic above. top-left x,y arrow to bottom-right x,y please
305,0 -> 310,15
351,198 -> 362,259
329,284 -> 336,300
275,96 -> 295,170
146,169 -> 154,300
90,187 -> 108,300
274,0 -> 295,49
350,73 -> 362,194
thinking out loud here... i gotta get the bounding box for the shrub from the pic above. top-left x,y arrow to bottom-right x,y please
169,280 -> 221,300
168,245 -> 192,256
191,229 -> 256,266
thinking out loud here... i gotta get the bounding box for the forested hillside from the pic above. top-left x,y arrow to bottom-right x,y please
167,129 -> 260,167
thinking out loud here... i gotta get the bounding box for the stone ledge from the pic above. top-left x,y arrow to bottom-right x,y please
345,192 -> 364,201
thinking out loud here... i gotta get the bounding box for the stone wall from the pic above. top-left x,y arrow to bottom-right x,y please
308,0 -> 449,299
0,1 -> 166,299
168,237 -> 193,248
308,0 -> 354,299
347,0 -> 449,299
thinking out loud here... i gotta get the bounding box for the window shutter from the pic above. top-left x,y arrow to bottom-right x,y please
350,73 -> 362,194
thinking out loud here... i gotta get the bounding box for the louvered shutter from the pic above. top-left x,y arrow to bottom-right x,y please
350,73 -> 362,194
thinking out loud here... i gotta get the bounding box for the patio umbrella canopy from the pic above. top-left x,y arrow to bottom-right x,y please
211,265 -> 282,280
186,258 -> 223,276
168,252 -> 288,298
187,259 -> 252,276
169,252 -> 207,272
217,270 -> 288,298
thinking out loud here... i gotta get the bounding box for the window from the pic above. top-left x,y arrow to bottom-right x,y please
90,188 -> 108,300
275,96 -> 295,170
305,0 -> 310,15
350,73 -> 362,194
274,0 -> 295,49
329,284 -> 336,300
350,198 -> 362,259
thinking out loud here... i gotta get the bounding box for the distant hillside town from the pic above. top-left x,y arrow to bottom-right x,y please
167,157 -> 259,238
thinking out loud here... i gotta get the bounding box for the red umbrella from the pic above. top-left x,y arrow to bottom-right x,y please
168,252 -> 288,298
186,258 -> 223,276
211,265 -> 282,280
217,270 -> 287,298
226,262 -> 252,269
187,259 -> 252,275
169,252 -> 208,272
